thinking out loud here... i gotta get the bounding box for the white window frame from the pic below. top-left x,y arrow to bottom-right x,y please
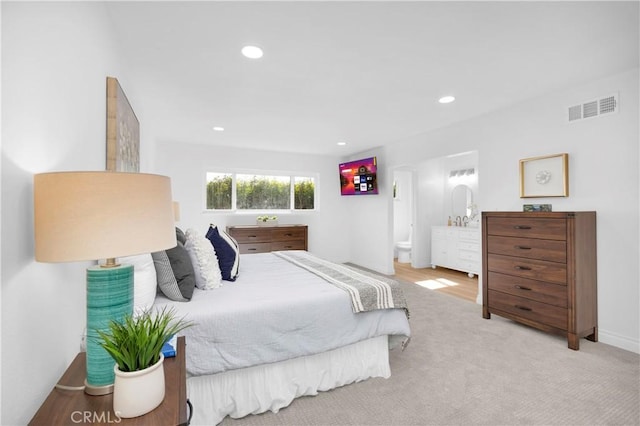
204,168 -> 318,214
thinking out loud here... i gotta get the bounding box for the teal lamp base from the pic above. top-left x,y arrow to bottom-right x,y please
85,264 -> 133,395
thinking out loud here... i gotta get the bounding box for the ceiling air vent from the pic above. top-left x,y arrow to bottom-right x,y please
567,92 -> 618,123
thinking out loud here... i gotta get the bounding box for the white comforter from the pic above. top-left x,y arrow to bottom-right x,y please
154,252 -> 411,377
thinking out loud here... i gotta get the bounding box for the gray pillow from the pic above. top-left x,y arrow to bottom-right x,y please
152,242 -> 196,301
165,242 -> 196,299
152,250 -> 187,302
176,227 -> 187,245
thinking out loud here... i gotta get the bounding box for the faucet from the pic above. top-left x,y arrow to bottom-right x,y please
463,216 -> 469,227
455,216 -> 462,226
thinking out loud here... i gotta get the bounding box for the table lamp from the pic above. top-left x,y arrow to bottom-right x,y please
173,201 -> 180,222
33,171 -> 176,395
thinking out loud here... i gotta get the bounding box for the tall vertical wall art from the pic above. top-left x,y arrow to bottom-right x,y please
106,77 -> 140,172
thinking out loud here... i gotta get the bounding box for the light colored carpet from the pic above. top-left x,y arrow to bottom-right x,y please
221,279 -> 639,426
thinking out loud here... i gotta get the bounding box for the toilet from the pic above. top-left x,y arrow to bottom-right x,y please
395,226 -> 412,263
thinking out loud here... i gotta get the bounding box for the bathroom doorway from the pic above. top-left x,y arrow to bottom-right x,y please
392,169 -> 415,266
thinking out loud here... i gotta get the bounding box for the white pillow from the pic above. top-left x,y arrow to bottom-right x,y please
185,228 -> 223,290
100,254 -> 157,315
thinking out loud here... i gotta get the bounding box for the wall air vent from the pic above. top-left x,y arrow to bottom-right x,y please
567,92 -> 618,123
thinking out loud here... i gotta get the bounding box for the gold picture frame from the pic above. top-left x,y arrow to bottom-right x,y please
519,153 -> 569,198
106,77 -> 139,172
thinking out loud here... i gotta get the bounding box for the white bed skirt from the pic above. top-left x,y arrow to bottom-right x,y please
187,335 -> 391,425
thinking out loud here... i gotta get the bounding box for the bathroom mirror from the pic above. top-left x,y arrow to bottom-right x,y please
451,184 -> 473,218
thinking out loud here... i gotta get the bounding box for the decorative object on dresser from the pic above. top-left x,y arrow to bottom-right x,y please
523,204 -> 552,212
481,211 -> 597,350
256,215 -> 278,226
106,76 -> 140,172
519,153 -> 569,198
29,337 -> 189,425
33,172 -> 176,395
227,224 -> 308,254
431,225 -> 480,278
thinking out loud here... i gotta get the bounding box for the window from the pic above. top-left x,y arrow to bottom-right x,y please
206,173 -> 232,210
206,171 -> 316,212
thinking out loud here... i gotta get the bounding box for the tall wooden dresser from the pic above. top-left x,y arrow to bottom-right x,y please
226,225 -> 308,254
481,212 -> 597,350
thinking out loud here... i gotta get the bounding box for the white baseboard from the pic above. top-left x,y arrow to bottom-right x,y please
598,329 -> 640,354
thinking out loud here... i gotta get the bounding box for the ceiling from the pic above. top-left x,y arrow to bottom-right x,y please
105,1 -> 639,157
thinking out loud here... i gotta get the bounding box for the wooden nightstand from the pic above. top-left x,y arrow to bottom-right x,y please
29,337 -> 189,425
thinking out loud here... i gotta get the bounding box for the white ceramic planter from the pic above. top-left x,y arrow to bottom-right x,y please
113,354 -> 165,418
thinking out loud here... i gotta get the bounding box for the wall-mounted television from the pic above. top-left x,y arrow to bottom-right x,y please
339,156 -> 378,196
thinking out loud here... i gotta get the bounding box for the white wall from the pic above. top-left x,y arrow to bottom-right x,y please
338,149 -> 396,274
153,141 -> 350,263
414,157 -> 445,269
1,3 -> 142,424
392,170 -> 412,246
349,68 -> 640,353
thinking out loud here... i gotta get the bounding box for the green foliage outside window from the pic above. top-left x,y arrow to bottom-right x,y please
237,175 -> 290,210
294,177 -> 314,210
206,173 -> 232,210
206,172 -> 315,211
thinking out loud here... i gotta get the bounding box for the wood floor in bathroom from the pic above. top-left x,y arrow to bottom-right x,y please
393,260 -> 478,303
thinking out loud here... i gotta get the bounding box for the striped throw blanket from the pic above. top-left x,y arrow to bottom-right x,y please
273,251 -> 409,319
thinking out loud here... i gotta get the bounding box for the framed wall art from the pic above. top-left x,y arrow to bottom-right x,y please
519,153 -> 569,198
106,77 -> 140,172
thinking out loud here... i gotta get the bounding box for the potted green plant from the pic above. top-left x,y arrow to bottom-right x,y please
97,307 -> 193,418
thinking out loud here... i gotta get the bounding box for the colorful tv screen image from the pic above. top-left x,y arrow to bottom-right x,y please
339,157 -> 378,196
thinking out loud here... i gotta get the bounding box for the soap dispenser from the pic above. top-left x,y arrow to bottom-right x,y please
447,216 -> 452,226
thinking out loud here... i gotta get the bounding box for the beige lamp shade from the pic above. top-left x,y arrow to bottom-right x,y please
172,201 -> 180,222
34,171 -> 177,262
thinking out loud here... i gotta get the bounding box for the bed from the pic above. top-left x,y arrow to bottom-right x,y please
153,243 -> 411,425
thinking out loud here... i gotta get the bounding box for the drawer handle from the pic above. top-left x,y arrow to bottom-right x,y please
284,233 -> 293,237
248,248 -> 257,251
515,305 -> 532,311
284,245 -> 293,249
514,245 -> 531,250
513,225 -> 531,230
514,265 -> 532,271
514,285 -> 532,291
248,235 -> 258,238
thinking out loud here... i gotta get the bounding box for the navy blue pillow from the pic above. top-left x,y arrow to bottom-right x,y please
205,225 -> 240,281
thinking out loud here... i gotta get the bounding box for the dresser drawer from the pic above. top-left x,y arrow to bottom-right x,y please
230,228 -> 271,243
227,225 -> 308,254
238,242 -> 271,254
271,240 -> 306,251
488,290 -> 567,330
487,235 -> 566,263
487,254 -> 567,285
488,272 -> 567,308
486,217 -> 566,241
272,227 -> 306,242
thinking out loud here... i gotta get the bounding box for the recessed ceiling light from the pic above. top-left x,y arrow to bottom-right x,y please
439,96 -> 456,104
213,126 -> 225,132
337,141 -> 347,146
241,45 -> 263,59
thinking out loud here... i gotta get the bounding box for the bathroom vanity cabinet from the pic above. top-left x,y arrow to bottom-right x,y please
431,225 -> 480,277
